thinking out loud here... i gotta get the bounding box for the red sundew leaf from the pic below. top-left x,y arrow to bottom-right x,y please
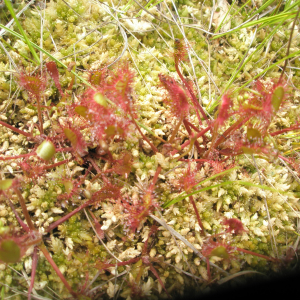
159,74 -> 190,119
201,238 -> 236,260
76,88 -> 132,142
271,84 -> 285,113
18,73 -> 47,99
81,88 -> 114,119
104,117 -> 131,140
175,164 -> 199,193
238,80 -> 288,132
246,127 -> 262,143
95,259 -> 114,273
105,63 -> 136,115
222,218 -> 247,236
88,210 -> 105,239
88,67 -> 107,86
216,93 -> 233,127
122,173 -> 160,233
207,160 -> 234,175
121,199 -> 151,232
0,230 -> 42,264
173,38 -> 190,65
110,152 -> 133,177
63,125 -> 88,157
19,160 -> 46,180
46,62 -> 64,96
91,183 -> 121,206
0,179 -> 14,191
74,105 -> 90,119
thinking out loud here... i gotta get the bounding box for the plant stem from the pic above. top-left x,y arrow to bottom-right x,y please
175,63 -> 207,123
236,247 -> 277,262
3,0 -> 40,64
46,200 -> 93,232
169,115 -> 184,144
39,243 -> 76,296
189,195 -> 204,232
270,125 -> 300,136
36,97 -> 44,135
7,199 -> 30,232
183,119 -> 204,155
171,125 -> 211,156
14,187 -> 35,230
130,113 -> 158,153
42,159 -> 69,170
0,152 -> 36,161
28,246 -> 38,300
0,120 -> 33,138
279,5 -> 300,82
214,116 -> 251,148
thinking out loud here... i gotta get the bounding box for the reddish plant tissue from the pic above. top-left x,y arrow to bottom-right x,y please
0,36 -> 297,299
159,73 -> 191,119
17,73 -> 47,100
222,218 -> 247,236
216,93 -> 233,127
46,61 -> 64,96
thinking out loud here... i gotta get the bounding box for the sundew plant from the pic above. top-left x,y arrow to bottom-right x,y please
0,0 -> 300,299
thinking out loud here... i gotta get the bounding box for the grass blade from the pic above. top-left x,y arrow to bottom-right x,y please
3,0 -> 40,64
164,178 -> 288,208
0,23 -> 92,87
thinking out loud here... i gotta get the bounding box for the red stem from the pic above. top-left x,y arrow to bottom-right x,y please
28,246 -> 38,300
184,119 -> 209,147
169,115 -> 184,144
149,165 -> 162,191
270,126 -> 300,136
183,119 -> 203,155
183,120 -> 201,133
130,114 -> 158,153
42,159 -> 69,170
189,195 -> 204,232
206,257 -> 211,281
171,125 -> 211,156
39,243 -> 76,296
149,264 -> 171,298
14,187 -> 35,230
216,116 -> 250,148
175,64 -> 207,123
46,199 -> 92,232
7,199 -> 30,232
36,97 -> 44,135
179,159 -> 210,162
0,120 -> 33,138
0,152 -> 36,161
236,247 -> 277,262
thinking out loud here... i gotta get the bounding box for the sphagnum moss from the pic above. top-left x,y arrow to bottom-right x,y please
0,0 -> 300,299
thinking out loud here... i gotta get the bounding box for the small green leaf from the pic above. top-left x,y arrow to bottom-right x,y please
242,147 -> 256,154
271,86 -> 284,112
0,240 -> 21,263
211,246 -> 229,259
105,125 -> 124,137
75,106 -> 89,119
0,179 -> 13,191
63,180 -> 73,194
64,128 -> 77,147
36,140 -> 56,161
94,93 -> 108,107
247,128 -> 262,143
90,70 -> 104,86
